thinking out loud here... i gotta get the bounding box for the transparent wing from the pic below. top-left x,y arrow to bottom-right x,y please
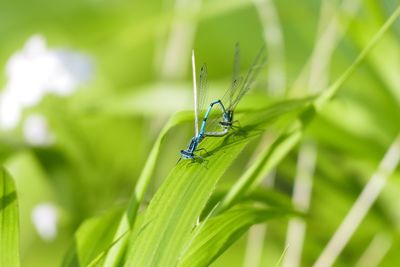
197,64 -> 209,130
229,45 -> 267,111
230,42 -> 241,107
220,76 -> 243,108
218,43 -> 242,110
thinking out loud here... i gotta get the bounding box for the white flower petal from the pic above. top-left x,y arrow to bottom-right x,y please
31,203 -> 59,242
23,114 -> 54,146
0,92 -> 22,129
0,34 -> 93,130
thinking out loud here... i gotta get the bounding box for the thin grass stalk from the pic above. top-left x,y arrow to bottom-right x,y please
160,0 -> 201,79
243,0 -> 285,265
313,135 -> 400,267
282,141 -> 316,267
355,233 -> 392,267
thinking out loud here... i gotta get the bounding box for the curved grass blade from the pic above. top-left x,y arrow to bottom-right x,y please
86,230 -> 129,267
126,111 -> 194,226
177,205 -> 294,267
61,208 -> 123,267
0,167 -> 20,267
218,121 -> 304,213
124,138 -> 250,267
315,4 -> 400,110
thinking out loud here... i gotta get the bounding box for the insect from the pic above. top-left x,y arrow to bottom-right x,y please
206,43 -> 267,135
179,51 -> 227,160
180,44 -> 266,159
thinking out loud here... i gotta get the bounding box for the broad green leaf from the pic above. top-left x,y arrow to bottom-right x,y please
0,167 -> 20,267
123,98 -> 310,267
61,208 -> 123,267
177,205 -> 293,267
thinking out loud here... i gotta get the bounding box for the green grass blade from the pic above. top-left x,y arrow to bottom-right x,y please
177,205 -> 293,267
123,98 -> 310,267
315,4 -> 400,109
61,208 -> 123,267
86,230 -> 129,267
126,111 -> 193,226
218,121 -> 304,212
0,167 -> 20,267
103,111 -> 194,267
124,140 -> 249,267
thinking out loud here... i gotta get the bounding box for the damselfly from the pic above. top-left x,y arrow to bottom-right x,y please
179,51 -> 227,160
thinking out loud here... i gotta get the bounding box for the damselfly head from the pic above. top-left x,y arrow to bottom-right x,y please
180,149 -> 194,159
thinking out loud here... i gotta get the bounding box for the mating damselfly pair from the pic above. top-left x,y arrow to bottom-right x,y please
179,44 -> 266,160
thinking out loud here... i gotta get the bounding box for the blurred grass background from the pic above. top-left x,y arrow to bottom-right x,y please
1,0 -> 400,266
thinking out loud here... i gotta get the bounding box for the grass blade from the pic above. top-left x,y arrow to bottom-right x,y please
0,167 -> 20,267
61,208 -> 123,267
177,205 -> 294,267
126,111 -> 193,226
218,120 -> 304,212
315,4 -> 400,109
103,111 -> 196,267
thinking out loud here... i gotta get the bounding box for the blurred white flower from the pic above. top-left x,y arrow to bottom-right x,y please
0,92 -> 22,129
23,114 -> 54,146
0,34 -> 93,130
31,203 -> 59,242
